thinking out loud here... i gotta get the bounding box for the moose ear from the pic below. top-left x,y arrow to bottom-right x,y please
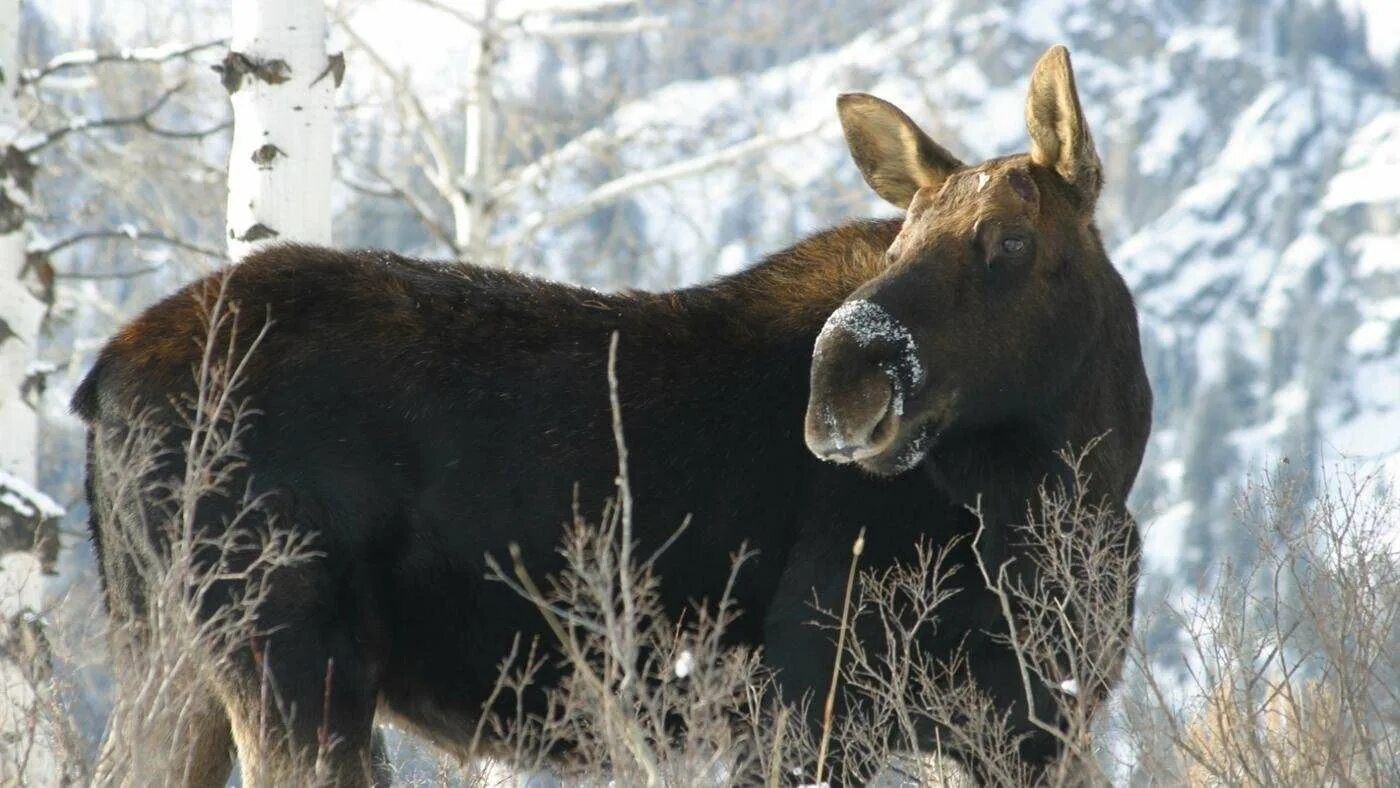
837,93 -> 963,209
1025,46 -> 1102,202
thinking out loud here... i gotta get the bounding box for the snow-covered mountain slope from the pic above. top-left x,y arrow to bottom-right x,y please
520,0 -> 1399,583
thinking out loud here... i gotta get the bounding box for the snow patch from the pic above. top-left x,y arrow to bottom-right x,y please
1352,233 -> 1400,278
1165,26 -> 1244,60
673,649 -> 694,679
0,470 -> 64,521
888,428 -> 930,474
1143,501 -> 1192,572
716,242 -> 749,275
1337,0 -> 1400,62
1322,109 -> 1400,211
1140,89 -> 1207,175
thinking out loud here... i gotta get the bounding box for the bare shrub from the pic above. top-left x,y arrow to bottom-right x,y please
426,384 -> 1397,787
66,351 -> 1399,787
1124,467 -> 1399,787
0,569 -> 89,785
470,334 -> 815,787
445,357 -> 1140,788
797,445 -> 1135,787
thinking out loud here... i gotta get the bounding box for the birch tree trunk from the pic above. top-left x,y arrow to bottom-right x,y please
0,1 -> 63,780
461,0 -> 499,265
0,0 -> 37,488
224,0 -> 338,260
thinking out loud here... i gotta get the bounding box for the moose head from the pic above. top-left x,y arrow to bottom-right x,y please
805,46 -> 1111,475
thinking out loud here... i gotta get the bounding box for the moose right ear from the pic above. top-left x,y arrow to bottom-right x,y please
837,93 -> 963,209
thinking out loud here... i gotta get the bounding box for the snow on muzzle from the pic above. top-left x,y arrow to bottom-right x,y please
804,299 -> 925,463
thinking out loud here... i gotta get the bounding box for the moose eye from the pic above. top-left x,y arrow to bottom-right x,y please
984,231 -> 1035,274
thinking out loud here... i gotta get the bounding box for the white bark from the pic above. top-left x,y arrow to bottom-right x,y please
0,0 -> 37,486
461,0 -> 501,264
226,0 -> 336,259
0,2 -> 61,780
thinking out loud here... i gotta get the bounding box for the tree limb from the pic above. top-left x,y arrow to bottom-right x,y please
407,0 -> 642,31
21,40 -> 227,86
336,16 -> 466,212
337,159 -> 463,256
515,15 -> 668,40
21,83 -> 217,153
38,227 -> 224,262
514,121 -> 823,242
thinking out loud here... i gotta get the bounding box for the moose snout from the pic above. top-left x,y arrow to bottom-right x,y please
806,298 -> 924,464
804,372 -> 899,462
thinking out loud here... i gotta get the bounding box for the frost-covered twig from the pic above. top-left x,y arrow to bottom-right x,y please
518,14 -> 669,40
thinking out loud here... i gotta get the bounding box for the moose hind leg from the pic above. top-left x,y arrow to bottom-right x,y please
216,581 -> 382,787
371,727 -> 393,788
178,693 -> 236,788
98,684 -> 234,787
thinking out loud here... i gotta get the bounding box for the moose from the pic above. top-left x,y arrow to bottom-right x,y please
76,47 -> 1150,785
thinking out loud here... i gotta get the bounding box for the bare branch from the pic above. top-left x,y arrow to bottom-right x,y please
21,40 -> 227,86
336,160 -> 463,256
516,15 -> 669,40
35,228 -> 224,280
514,122 -> 823,242
491,125 -> 615,201
336,15 -> 467,221
20,83 -> 221,154
408,0 -> 642,29
511,0 -> 641,18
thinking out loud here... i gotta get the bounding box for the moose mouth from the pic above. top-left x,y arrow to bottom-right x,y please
806,380 -> 938,476
851,421 -> 932,476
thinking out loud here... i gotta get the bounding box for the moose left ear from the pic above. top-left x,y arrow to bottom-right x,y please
838,93 -> 963,209
1025,46 -> 1102,202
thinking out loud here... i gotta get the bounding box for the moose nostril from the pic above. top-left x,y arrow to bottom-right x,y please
866,392 -> 899,446
806,378 -> 901,462
849,384 -> 894,449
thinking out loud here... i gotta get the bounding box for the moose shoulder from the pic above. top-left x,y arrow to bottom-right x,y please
77,46 -> 1150,786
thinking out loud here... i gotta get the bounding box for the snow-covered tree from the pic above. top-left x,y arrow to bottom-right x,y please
224,0 -> 338,259
0,12 -> 239,776
0,1 -> 44,494
0,2 -> 64,779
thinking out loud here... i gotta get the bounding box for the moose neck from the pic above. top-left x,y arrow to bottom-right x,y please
678,218 -> 904,343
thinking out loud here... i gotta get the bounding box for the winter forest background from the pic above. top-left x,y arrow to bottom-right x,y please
1,0 -> 1397,783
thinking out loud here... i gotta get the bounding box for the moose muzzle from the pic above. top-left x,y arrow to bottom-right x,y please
804,299 -> 922,464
